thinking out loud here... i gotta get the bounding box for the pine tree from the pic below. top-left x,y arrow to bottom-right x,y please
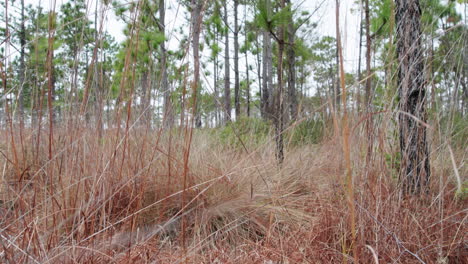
396,0 -> 430,194
234,0 -> 240,120
223,1 -> 231,123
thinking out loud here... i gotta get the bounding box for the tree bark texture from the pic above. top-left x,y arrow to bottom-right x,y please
275,0 -> 286,164
160,0 -> 173,128
395,0 -> 431,194
365,0 -> 374,165
234,0 -> 240,120
223,3 -> 231,123
261,0 -> 273,120
192,0 -> 203,127
286,0 -> 297,121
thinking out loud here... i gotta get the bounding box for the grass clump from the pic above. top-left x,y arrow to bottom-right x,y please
440,113 -> 468,146
1,123 -> 466,263
287,118 -> 324,146
213,117 -> 271,148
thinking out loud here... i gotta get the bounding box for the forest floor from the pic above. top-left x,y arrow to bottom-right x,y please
0,126 -> 466,263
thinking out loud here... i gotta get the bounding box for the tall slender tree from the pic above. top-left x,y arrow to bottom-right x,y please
286,0 -> 297,121
395,0 -> 430,194
234,0 -> 240,120
356,4 -> 363,113
18,0 -> 25,122
364,0 -> 374,164
244,30 -> 251,117
46,9 -> 58,160
364,0 -> 372,109
160,0 -> 173,128
223,2 -> 231,123
59,0 -> 93,110
205,0 -> 223,125
260,0 -> 273,120
275,0 -> 286,163
334,0 -> 341,112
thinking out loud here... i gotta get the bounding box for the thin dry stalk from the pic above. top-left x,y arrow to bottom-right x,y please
336,0 -> 357,262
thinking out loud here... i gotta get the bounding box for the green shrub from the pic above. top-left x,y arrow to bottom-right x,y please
455,181 -> 468,201
446,113 -> 467,149
286,119 -> 324,147
213,117 -> 272,149
437,113 -> 467,147
212,117 -> 325,149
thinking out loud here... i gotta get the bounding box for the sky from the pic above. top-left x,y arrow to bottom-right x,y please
16,0 -> 468,68
22,0 -> 361,71
17,0 -> 465,99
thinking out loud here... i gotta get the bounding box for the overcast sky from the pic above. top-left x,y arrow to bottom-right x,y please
17,0 -> 468,71
22,0 -> 361,70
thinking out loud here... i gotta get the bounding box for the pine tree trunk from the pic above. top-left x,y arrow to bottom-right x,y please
365,0 -> 372,108
255,33 -> 262,115
267,31 -> 274,115
462,78 -> 467,115
192,0 -> 203,128
31,9 -> 42,132
234,0 -> 240,120
286,0 -> 297,121
46,12 -> 56,160
396,0 -> 430,194
261,0 -> 273,120
365,0 -> 374,164
160,0 -> 172,128
214,31 -> 219,125
223,3 -> 231,123
429,39 -> 436,109
140,71 -> 151,125
357,6 -> 363,113
275,0 -> 286,164
245,48 -> 250,117
261,30 -> 269,119
94,0 -> 104,137
334,0 -> 341,112
19,0 -> 25,123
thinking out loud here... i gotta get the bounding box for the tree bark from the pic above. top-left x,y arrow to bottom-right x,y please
286,0 -> 297,121
245,48 -> 250,117
255,32 -> 262,116
275,0 -> 286,164
396,0 -> 430,194
234,0 -> 240,120
365,0 -> 374,164
140,71 -> 151,125
94,0 -> 105,138
365,0 -> 372,108
46,11 -> 57,160
429,38 -> 436,109
334,0 -> 341,112
214,30 -> 219,125
223,3 -> 231,123
192,0 -> 203,128
160,0 -> 173,128
357,5 -> 363,113
260,0 -> 273,120
19,0 -> 25,123
261,30 -> 269,119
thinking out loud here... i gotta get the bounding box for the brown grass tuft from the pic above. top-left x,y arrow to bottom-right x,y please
0,125 -> 466,263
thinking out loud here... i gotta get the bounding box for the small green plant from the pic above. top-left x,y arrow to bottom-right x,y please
450,114 -> 468,148
455,181 -> 468,201
385,151 -> 401,180
214,117 -> 271,148
287,119 -> 324,147
440,113 -> 468,149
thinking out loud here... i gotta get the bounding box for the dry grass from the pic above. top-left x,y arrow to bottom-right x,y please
0,122 -> 466,263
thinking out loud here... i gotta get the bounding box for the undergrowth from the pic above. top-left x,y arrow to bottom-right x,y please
0,121 -> 466,263
213,117 -> 324,149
